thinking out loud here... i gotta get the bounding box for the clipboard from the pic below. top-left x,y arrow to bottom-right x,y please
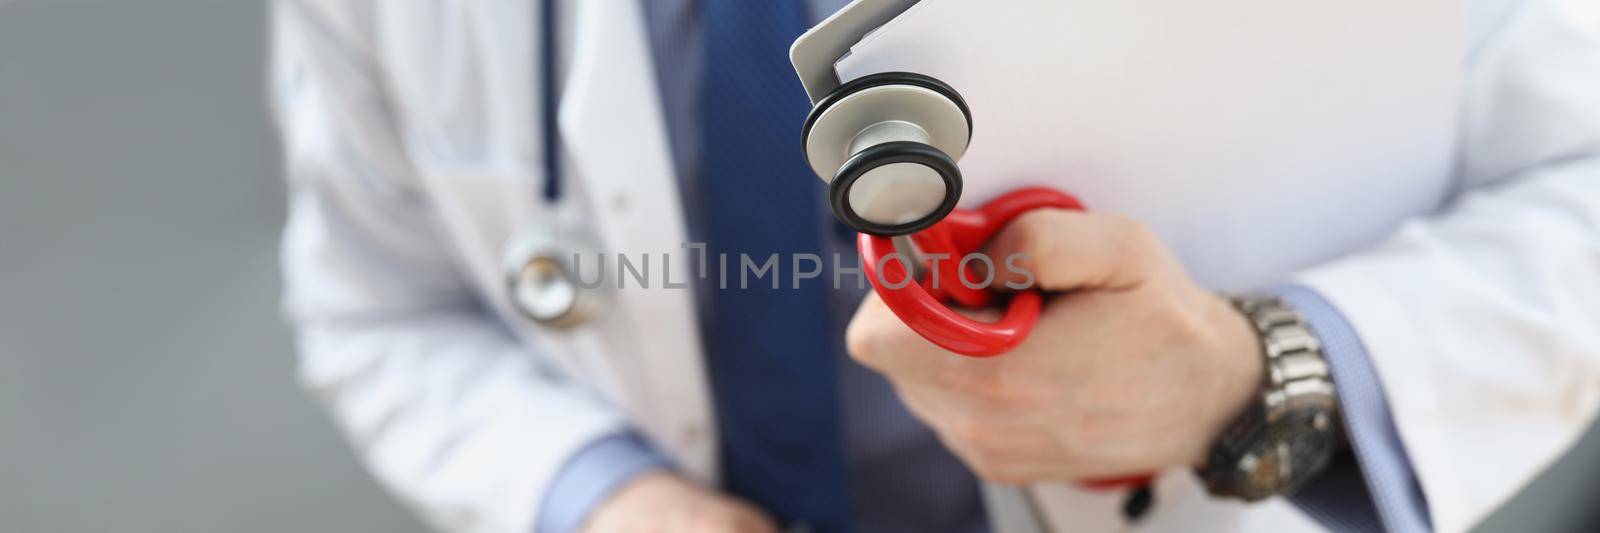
788,0 -> 922,103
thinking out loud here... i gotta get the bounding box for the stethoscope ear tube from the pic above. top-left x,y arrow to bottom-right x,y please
505,0 -> 602,330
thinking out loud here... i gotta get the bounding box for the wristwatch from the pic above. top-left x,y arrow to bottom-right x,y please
1201,294 -> 1341,501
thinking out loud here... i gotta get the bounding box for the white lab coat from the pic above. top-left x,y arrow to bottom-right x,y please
271,1 -> 1600,532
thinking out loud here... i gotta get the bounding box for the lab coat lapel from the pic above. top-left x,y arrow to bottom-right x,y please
559,0 -> 718,482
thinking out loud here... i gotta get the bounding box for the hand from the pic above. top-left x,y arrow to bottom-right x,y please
845,210 -> 1264,484
583,472 -> 777,533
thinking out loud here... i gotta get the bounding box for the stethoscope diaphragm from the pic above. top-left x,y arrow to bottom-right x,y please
801,72 -> 973,236
503,233 -> 602,329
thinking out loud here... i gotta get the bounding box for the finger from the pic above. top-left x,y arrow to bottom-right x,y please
844,293 -> 997,383
926,423 -> 1080,485
892,379 -> 1062,444
888,367 -> 1050,427
983,210 -> 1166,292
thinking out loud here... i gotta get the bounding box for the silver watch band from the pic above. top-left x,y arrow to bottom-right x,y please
1231,294 -> 1337,422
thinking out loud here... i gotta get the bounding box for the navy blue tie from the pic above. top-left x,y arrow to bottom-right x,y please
698,1 -> 854,531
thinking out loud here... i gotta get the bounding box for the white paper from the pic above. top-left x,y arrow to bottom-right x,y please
835,0 -> 1464,288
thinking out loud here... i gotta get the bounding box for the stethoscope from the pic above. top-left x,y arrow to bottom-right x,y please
799,71 -> 1154,493
502,0 -> 602,329
799,71 -> 1086,357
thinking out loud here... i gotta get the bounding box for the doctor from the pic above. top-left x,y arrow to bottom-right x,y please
272,1 -> 1600,532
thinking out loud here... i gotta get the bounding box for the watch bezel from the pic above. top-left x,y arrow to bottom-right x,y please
1207,400 -> 1339,500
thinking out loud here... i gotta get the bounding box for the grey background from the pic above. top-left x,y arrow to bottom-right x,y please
0,1 -> 426,532
0,1 -> 1595,532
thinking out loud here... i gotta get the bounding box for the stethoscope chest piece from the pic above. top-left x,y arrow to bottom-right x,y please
503,233 -> 602,329
802,72 -> 973,237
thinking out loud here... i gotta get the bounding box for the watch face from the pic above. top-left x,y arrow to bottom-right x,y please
1233,410 -> 1336,500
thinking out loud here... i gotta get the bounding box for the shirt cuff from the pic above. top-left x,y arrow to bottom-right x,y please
1273,285 -> 1433,533
536,432 -> 672,533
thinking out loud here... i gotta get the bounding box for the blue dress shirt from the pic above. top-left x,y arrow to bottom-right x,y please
536,2 -> 1431,532
1278,286 -> 1433,533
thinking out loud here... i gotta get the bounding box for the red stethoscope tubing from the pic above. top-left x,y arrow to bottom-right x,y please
858,187 -> 1080,356
857,186 -> 1153,489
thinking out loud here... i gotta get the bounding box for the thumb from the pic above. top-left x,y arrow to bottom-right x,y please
983,210 -> 1164,292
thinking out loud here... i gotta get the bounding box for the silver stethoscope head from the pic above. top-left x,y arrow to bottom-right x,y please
503,235 -> 601,329
801,72 -> 972,236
